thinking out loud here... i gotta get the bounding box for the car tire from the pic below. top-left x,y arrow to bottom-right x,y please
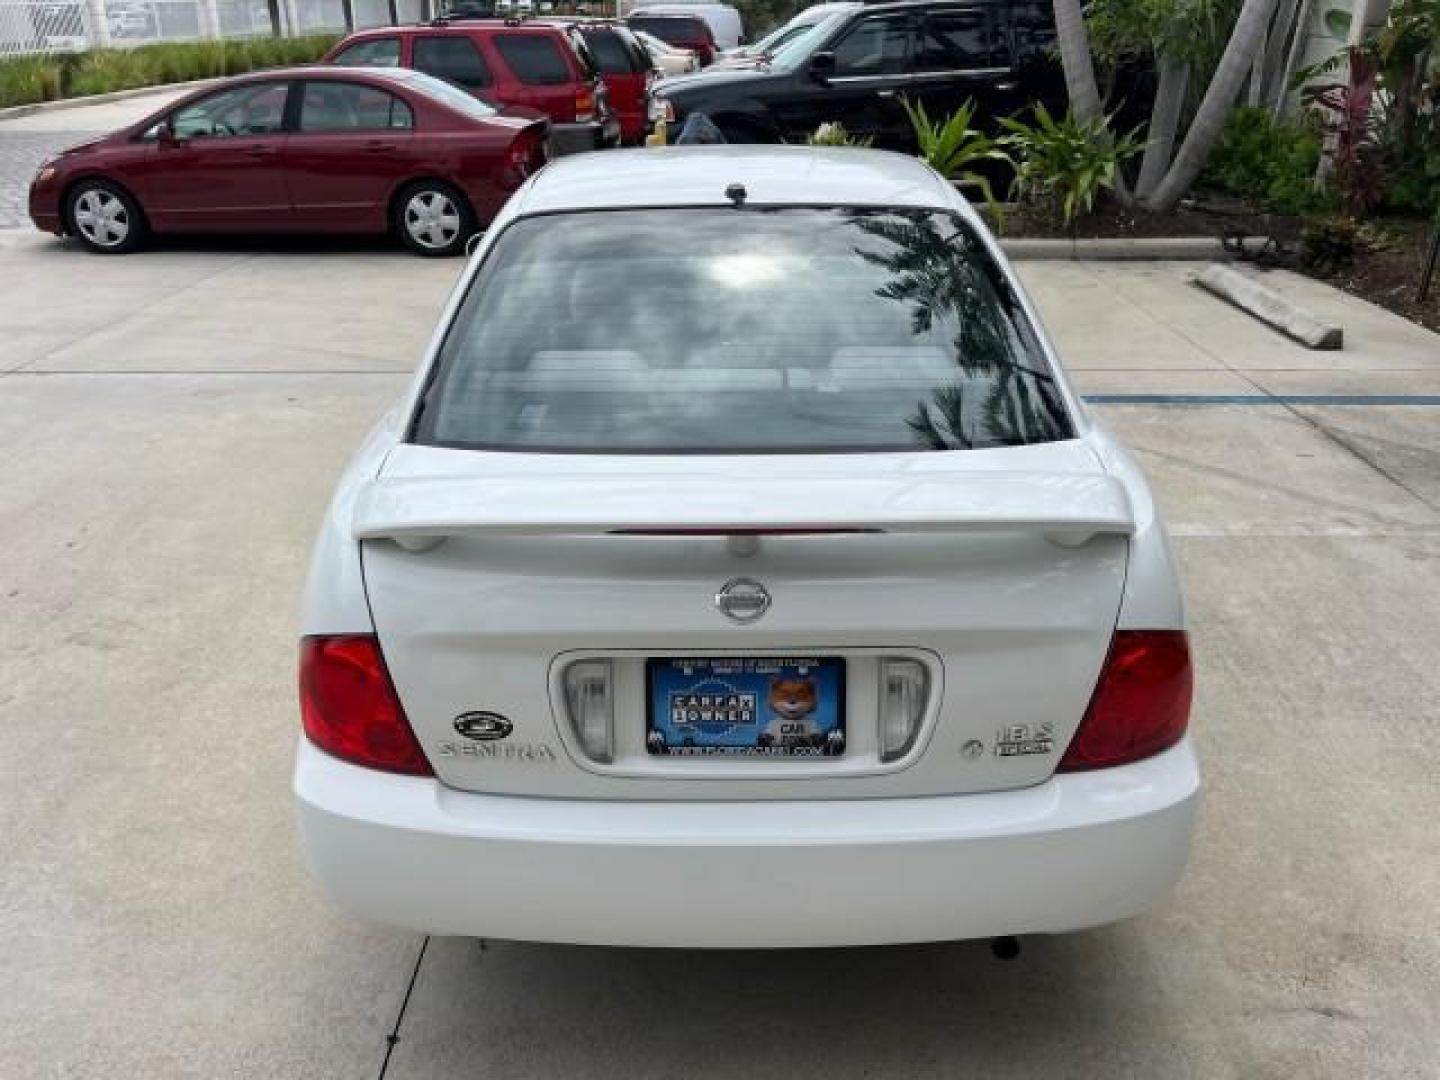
65,179 -> 146,255
393,181 -> 476,258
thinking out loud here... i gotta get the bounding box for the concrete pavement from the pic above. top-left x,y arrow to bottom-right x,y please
1,163 -> 1439,1077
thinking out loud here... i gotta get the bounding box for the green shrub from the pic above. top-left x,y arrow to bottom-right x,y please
999,104 -> 1142,225
1383,149 -> 1440,215
0,35 -> 337,108
1301,215 -> 1370,274
0,56 -> 65,106
140,40 -> 229,84
68,48 -> 157,97
1201,106 -> 1330,216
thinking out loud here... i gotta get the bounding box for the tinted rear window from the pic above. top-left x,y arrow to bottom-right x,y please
494,33 -> 573,85
332,37 -> 401,67
582,27 -> 639,74
629,16 -> 707,45
415,208 -> 1072,454
413,35 -> 492,89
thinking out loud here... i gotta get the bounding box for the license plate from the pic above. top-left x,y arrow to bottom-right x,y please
646,657 -> 845,758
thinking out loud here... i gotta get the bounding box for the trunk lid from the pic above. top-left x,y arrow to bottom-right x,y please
360,441 -> 1130,799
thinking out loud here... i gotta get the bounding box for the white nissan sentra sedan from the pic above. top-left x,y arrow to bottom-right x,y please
295,147 -> 1198,949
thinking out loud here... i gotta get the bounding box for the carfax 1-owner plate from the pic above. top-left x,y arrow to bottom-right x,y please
646,657 -> 845,757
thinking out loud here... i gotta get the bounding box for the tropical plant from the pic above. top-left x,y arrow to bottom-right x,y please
901,98 -> 1012,212
1320,0 -> 1439,155
1305,46 -> 1387,215
807,121 -> 871,147
1200,105 -> 1329,213
1304,0 -> 1440,214
1000,104 -> 1143,225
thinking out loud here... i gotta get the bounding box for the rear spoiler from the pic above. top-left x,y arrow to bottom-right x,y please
352,473 -> 1134,548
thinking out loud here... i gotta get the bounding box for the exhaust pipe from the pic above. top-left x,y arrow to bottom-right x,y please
990,936 -> 1021,961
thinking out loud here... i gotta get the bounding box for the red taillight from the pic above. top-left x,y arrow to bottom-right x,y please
299,635 -> 432,776
575,86 -> 595,122
507,128 -> 544,179
1058,630 -> 1192,772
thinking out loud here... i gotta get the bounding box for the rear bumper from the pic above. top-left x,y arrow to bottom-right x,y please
295,738 -> 1200,947
548,117 -> 622,156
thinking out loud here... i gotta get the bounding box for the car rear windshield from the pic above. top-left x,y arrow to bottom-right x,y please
629,16 -> 706,44
414,207 -> 1072,454
582,27 -> 640,74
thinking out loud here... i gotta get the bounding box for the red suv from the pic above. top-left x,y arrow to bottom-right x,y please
326,19 -> 621,154
546,20 -> 656,145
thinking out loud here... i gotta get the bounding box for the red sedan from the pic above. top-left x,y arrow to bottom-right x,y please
28,66 -> 547,257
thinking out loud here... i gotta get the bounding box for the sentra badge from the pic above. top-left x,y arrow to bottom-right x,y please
995,723 -> 1054,757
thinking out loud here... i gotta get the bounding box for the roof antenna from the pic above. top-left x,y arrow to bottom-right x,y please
725,183 -> 747,208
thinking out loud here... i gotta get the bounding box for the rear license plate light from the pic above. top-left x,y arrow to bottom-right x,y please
878,658 -> 927,761
563,659 -> 613,763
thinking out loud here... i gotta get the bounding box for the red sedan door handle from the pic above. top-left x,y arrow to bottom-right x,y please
363,140 -> 399,153
242,145 -> 279,157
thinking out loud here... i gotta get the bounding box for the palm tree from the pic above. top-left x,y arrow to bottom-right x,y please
1142,0 -> 1285,210
1135,56 -> 1190,200
1052,0 -> 1106,123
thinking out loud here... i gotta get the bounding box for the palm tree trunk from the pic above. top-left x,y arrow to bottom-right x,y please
1051,0 -> 1104,123
1136,56 -> 1189,200
1142,0 -> 1285,212
1247,26 -> 1268,105
1273,0 -> 1315,114
1260,0 -> 1303,105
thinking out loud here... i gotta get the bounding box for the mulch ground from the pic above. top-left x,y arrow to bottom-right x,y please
990,196 -> 1440,335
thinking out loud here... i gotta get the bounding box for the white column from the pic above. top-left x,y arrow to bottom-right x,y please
284,0 -> 302,34
84,0 -> 112,48
201,0 -> 222,38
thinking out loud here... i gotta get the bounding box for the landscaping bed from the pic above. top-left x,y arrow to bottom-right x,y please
996,197 -> 1296,241
1307,218 -> 1440,335
994,199 -> 1440,335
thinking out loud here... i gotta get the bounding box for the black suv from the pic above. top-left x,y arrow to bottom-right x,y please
653,0 -> 1063,149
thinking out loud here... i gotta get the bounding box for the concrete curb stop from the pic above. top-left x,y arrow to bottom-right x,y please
0,78 -> 220,122
1194,262 -> 1344,350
